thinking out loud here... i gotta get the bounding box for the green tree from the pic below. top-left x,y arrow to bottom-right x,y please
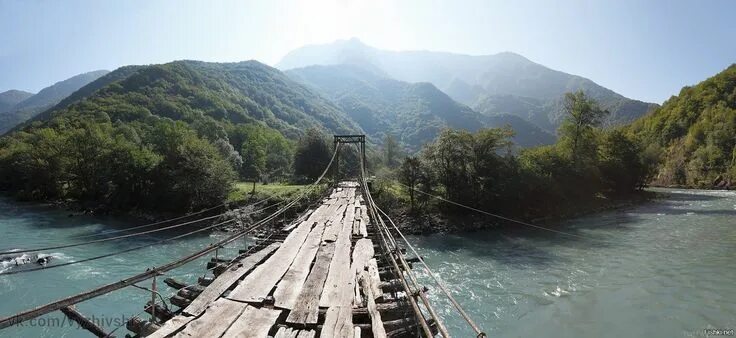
294,128 -> 331,181
384,134 -> 400,168
241,134 -> 266,192
560,91 -> 608,163
398,156 -> 421,210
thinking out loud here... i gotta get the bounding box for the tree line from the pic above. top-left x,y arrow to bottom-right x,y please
394,91 -> 657,219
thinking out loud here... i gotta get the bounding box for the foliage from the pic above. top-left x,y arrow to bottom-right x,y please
0,119 -> 235,211
0,60 -> 362,211
294,128 -> 332,181
398,93 -> 651,219
629,64 -> 736,187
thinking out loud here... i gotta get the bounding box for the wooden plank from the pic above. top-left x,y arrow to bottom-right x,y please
284,209 -> 314,231
351,239 -> 374,274
274,327 -> 298,338
227,214 -> 318,303
297,329 -> 316,338
359,205 -> 368,237
320,200 -> 355,307
350,239 -> 374,306
366,258 -> 382,299
321,204 -> 346,243
184,243 -> 280,316
148,314 -> 192,338
273,215 -> 328,309
320,306 -> 353,338
220,305 -> 281,338
286,241 -> 337,324
359,271 -> 387,338
171,298 -> 247,338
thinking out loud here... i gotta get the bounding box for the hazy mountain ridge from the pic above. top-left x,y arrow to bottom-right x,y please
0,90 -> 34,113
0,70 -> 109,134
287,64 -> 554,148
278,39 -> 658,132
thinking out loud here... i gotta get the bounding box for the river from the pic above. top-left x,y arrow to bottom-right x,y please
1,188 -> 735,337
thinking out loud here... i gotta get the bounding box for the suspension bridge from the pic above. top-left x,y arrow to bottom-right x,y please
0,135 -> 485,338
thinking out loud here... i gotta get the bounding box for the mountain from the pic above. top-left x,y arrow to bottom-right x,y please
0,70 -> 109,134
0,90 -> 33,113
629,64 -> 736,187
23,60 -> 360,139
287,64 -> 553,149
286,64 -> 481,149
277,38 -> 658,132
0,60 -> 363,212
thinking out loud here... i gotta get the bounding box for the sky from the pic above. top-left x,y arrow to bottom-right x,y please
1,0 -> 734,103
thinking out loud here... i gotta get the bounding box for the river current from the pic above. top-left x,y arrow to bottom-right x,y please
1,188 -> 735,337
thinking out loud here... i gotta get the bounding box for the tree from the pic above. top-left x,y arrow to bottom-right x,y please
294,128 -> 331,181
560,91 -> 608,163
598,129 -> 644,194
241,134 -> 266,192
398,156 -> 421,210
384,134 -> 400,168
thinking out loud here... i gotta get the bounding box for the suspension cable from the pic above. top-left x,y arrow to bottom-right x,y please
0,218 -> 236,276
375,204 -> 486,338
68,203 -> 229,240
0,142 -> 343,329
355,147 -> 438,337
70,193 -> 273,240
357,145 -> 484,337
395,181 -> 615,243
0,199 -> 286,256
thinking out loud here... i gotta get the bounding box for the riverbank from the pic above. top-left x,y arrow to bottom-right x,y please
389,190 -> 656,235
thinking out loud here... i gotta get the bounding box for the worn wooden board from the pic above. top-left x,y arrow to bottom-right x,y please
366,258 -> 382,299
320,201 -> 355,307
227,213 -> 318,303
219,305 -> 281,338
359,271 -> 387,338
285,241 -> 337,324
273,216 -> 327,309
350,239 -> 374,306
274,327 -> 298,338
321,204 -> 346,243
297,329 -> 316,338
183,243 -> 280,316
320,306 -> 353,338
147,314 -> 195,338
172,298 -> 248,338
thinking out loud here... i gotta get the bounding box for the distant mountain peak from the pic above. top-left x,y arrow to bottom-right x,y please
278,39 -> 656,131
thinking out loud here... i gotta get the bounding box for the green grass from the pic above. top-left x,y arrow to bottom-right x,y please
228,182 -> 311,203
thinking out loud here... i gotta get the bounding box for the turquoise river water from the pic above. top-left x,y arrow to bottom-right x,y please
1,188 -> 735,337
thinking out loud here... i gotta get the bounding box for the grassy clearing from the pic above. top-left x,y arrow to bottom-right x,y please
228,182 -> 312,203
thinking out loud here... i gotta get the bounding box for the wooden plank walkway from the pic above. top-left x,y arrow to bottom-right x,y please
140,182 -> 423,338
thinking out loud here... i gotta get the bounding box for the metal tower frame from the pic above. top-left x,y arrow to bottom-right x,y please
333,134 -> 366,179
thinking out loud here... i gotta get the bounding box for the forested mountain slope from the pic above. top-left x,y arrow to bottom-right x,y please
278,38 -> 657,132
629,64 -> 736,187
0,60 -> 361,212
28,61 -> 360,138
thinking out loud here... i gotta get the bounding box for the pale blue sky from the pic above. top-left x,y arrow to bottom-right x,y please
1,0 -> 734,103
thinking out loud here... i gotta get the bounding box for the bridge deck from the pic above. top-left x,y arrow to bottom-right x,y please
146,182 -> 417,338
